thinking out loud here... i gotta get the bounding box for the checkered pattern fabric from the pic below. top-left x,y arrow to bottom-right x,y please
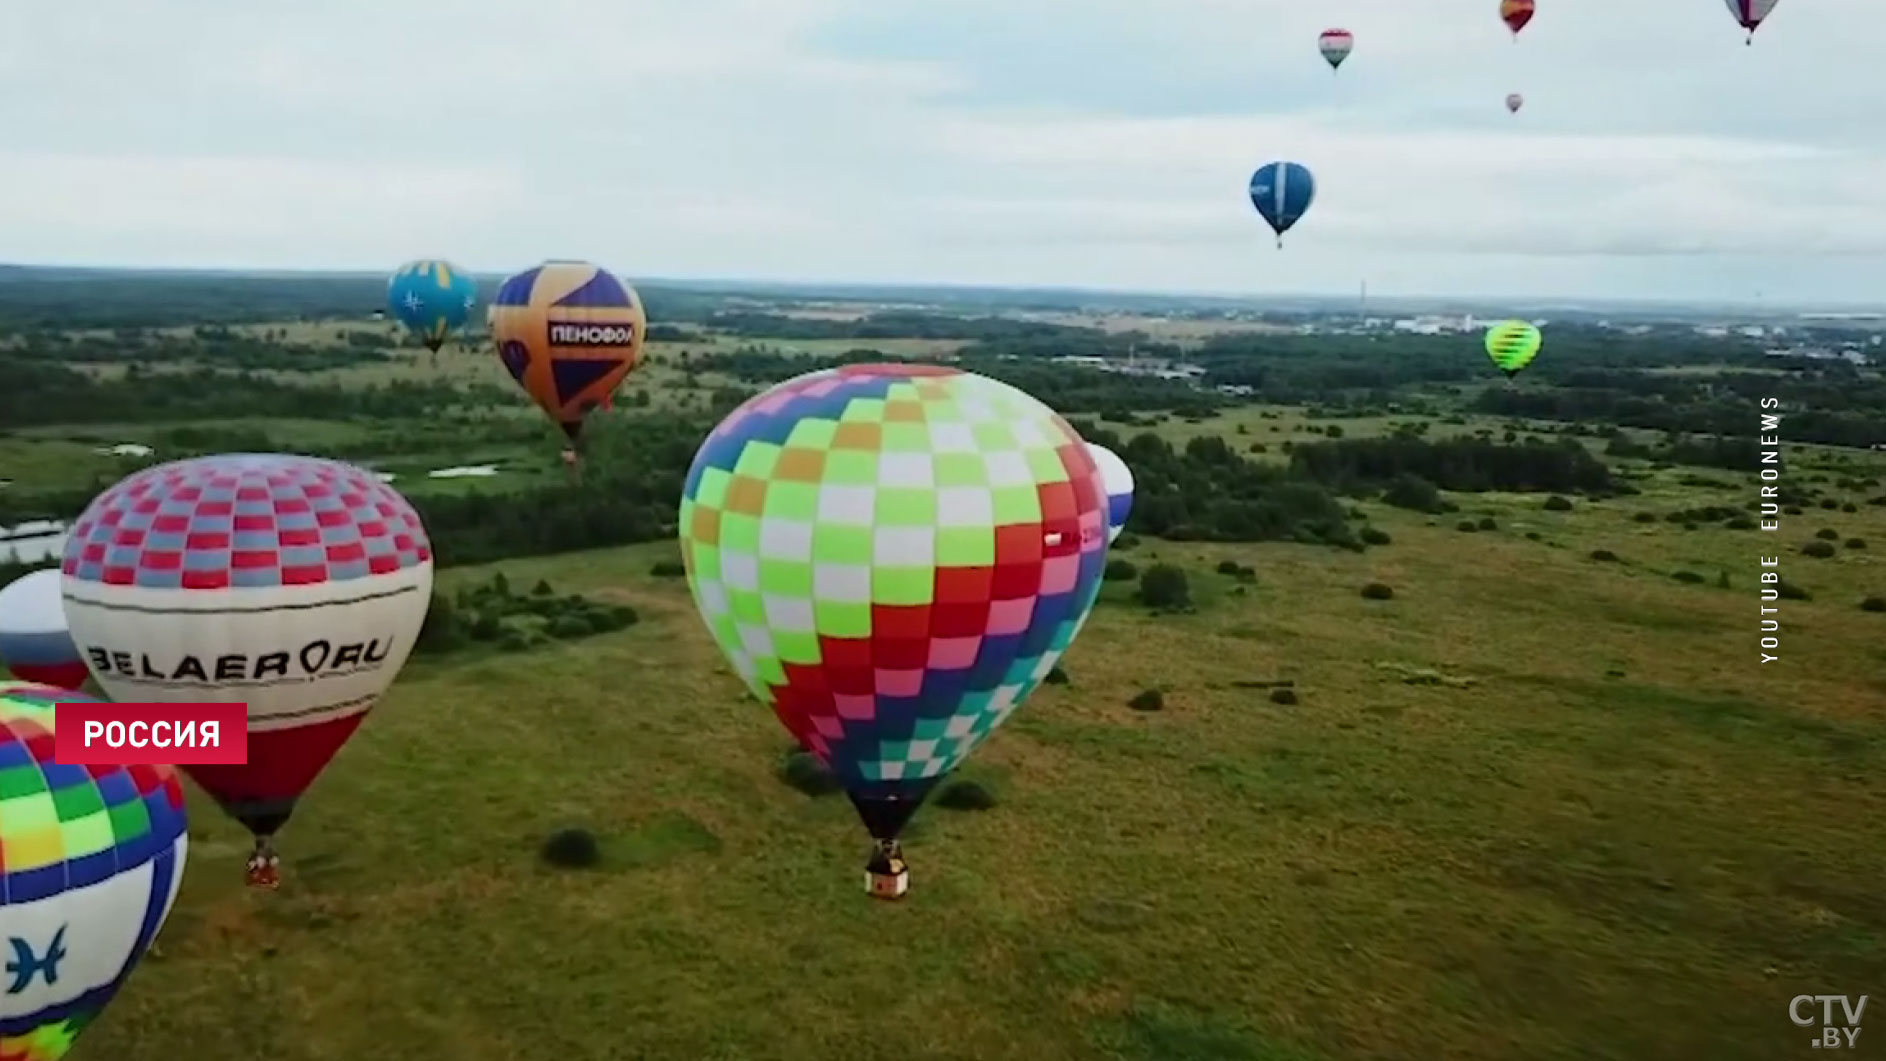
680,364 -> 1109,799
0,681 -> 188,1060
61,455 -> 431,589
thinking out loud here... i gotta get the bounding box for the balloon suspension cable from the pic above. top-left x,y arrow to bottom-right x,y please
864,837 -> 910,900
245,836 -> 282,890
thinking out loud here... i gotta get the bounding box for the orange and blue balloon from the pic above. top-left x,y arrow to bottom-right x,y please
489,261 -> 647,448
387,260 -> 478,352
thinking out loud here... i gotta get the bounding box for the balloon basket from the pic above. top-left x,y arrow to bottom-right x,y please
246,838 -> 282,890
864,841 -> 909,900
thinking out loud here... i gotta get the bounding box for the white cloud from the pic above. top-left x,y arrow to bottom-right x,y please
0,0 -> 1881,301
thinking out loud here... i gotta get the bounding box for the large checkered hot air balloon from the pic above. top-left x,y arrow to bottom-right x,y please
0,681 -> 188,1060
489,261 -> 647,469
59,454 -> 433,888
679,363 -> 1109,898
0,570 -> 86,689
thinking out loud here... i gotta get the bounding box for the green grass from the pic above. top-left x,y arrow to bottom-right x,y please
74,484 -> 1886,1060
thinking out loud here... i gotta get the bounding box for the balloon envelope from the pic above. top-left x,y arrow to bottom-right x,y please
1500,0 -> 1534,35
387,260 -> 478,352
490,261 -> 647,444
1723,0 -> 1779,39
1506,93 -> 1524,113
59,454 -> 433,838
0,570 -> 85,689
0,681 -> 188,1060
679,363 -> 1108,839
1249,162 -> 1315,244
1085,443 -> 1134,543
1318,29 -> 1353,69
1485,320 -> 1542,376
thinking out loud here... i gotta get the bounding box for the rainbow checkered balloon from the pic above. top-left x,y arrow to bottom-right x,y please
679,364 -> 1108,836
0,681 -> 188,1060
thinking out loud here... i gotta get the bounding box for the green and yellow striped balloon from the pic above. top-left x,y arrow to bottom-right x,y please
1484,320 -> 1541,378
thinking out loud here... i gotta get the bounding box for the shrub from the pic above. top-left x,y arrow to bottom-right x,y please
1456,520 -> 1479,532
547,614 -> 593,638
1784,505 -> 1804,515
1862,596 -> 1886,613
1104,558 -> 1139,581
1113,533 -> 1141,550
498,628 -> 531,651
1359,526 -> 1391,546
1524,531 -> 1542,541
1268,687 -> 1298,705
1777,580 -> 1811,601
539,828 -> 600,869
532,579 -> 554,596
935,780 -> 997,811
1044,665 -> 1069,685
1819,499 -> 1838,510
1672,571 -> 1704,584
1215,560 -> 1242,575
1476,516 -> 1496,531
779,750 -> 841,796
1847,538 -> 1866,550
1127,689 -> 1165,712
1360,582 -> 1394,600
1633,512 -> 1657,523
1717,570 -> 1731,589
1138,564 -> 1191,610
1544,495 -> 1573,511
1816,528 -> 1840,540
649,560 -> 686,578
1843,503 -> 1858,513
1801,541 -> 1836,558
1382,474 -> 1443,513
1725,517 -> 1756,530
470,610 -> 503,640
1590,549 -> 1619,562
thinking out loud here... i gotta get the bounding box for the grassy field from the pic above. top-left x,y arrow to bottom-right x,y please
9,317 -> 1886,1058
73,480 -> 1886,1060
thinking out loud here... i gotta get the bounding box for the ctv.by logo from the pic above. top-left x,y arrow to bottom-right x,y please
1792,994 -> 1865,1050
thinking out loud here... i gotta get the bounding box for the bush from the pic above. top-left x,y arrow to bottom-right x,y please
1725,517 -> 1756,530
649,560 -> 686,578
1215,560 -> 1241,575
1360,582 -> 1394,600
1268,687 -> 1298,705
1543,495 -> 1573,511
469,610 -> 503,640
779,750 -> 841,796
1128,689 -> 1165,712
1113,533 -> 1141,551
539,828 -> 601,869
935,780 -> 997,811
1044,665 -> 1069,685
1524,531 -> 1542,541
1138,564 -> 1191,609
1633,512 -> 1657,523
1777,580 -> 1811,601
531,578 -> 554,596
1672,571 -> 1704,584
1476,516 -> 1496,531
1382,474 -> 1443,513
1590,549 -> 1619,562
1456,520 -> 1479,532
1843,503 -> 1858,513
1784,505 -> 1804,515
1717,570 -> 1731,589
1862,596 -> 1886,612
498,628 -> 531,651
1359,526 -> 1391,546
547,614 -> 593,638
1104,558 -> 1139,581
1816,528 -> 1840,540
1820,499 -> 1838,510
1801,541 -> 1836,558
1846,538 -> 1866,550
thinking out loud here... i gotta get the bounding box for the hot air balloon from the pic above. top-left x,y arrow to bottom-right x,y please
1724,0 -> 1779,44
0,681 -> 188,1060
1318,29 -> 1353,71
0,570 -> 85,689
1506,93 -> 1525,114
1085,443 -> 1134,544
1500,0 -> 1534,38
387,260 -> 478,353
1485,320 -> 1542,378
489,261 -> 647,466
1249,162 -> 1315,248
679,363 -> 1109,899
59,454 -> 433,889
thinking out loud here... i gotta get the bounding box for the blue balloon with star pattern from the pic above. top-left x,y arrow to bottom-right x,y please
387,260 -> 479,352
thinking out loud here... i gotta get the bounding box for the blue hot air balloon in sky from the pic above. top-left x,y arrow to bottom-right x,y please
387,260 -> 479,352
1248,162 -> 1315,248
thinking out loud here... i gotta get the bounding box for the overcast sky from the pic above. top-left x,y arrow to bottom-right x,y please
2,1 -> 1881,303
